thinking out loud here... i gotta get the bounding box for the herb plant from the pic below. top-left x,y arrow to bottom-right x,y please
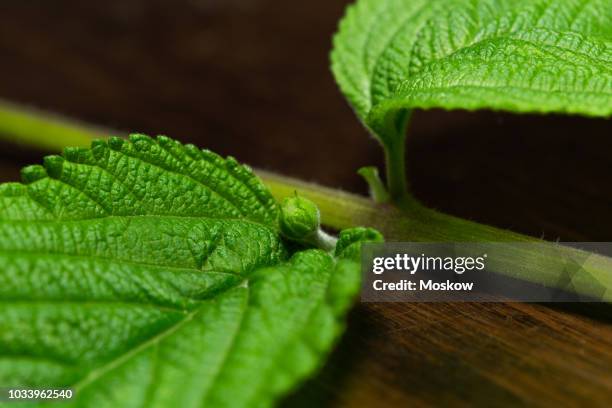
0,135 -> 382,407
332,0 -> 611,201
0,0 -> 610,407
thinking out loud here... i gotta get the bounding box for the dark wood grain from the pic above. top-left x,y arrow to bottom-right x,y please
0,1 -> 611,406
283,303 -> 612,407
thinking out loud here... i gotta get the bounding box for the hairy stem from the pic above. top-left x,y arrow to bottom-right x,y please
260,171 -> 611,301
0,100 -> 610,301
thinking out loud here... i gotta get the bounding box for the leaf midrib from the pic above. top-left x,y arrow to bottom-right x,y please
69,285 -> 251,406
0,248 -> 242,277
0,299 -> 188,314
384,82 -> 612,104
0,213 -> 278,232
402,30 -> 611,85
71,302 -> 204,393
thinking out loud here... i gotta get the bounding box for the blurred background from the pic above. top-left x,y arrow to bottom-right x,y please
1,1 -> 611,406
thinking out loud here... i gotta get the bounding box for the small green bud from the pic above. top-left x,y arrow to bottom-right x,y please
279,195 -> 321,241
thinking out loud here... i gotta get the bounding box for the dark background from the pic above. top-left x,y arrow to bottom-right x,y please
0,0 -> 611,406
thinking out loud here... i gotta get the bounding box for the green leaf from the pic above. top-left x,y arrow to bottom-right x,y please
0,134 -> 382,407
332,0 -> 612,149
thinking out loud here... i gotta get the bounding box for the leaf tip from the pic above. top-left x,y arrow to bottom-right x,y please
90,139 -> 107,148
129,133 -> 153,145
201,149 -> 223,165
20,165 -> 47,184
63,146 -> 89,163
156,135 -> 173,147
90,139 -> 110,161
42,155 -> 65,179
184,143 -> 202,159
225,156 -> 239,168
107,137 -> 125,151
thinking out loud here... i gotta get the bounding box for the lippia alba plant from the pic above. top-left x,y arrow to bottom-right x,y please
332,0 -> 612,200
0,134 -> 382,407
0,0 -> 610,407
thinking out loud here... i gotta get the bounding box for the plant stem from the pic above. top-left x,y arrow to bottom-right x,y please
259,171 -> 612,301
0,100 -> 610,301
0,101 -> 113,150
378,109 -> 412,201
258,170 -> 529,241
384,140 -> 408,201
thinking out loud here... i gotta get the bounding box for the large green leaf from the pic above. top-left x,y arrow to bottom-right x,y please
0,134 -> 381,407
332,0 -> 612,147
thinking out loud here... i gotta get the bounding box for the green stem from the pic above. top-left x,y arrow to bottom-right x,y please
384,139 -> 408,202
0,100 -> 610,301
379,109 -> 412,201
259,171 -> 612,301
0,101 -> 113,150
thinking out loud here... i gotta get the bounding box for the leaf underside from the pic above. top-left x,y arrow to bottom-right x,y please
0,135 -> 376,408
332,0 -> 612,144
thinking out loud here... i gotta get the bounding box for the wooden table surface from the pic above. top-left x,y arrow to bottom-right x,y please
0,1 -> 611,406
